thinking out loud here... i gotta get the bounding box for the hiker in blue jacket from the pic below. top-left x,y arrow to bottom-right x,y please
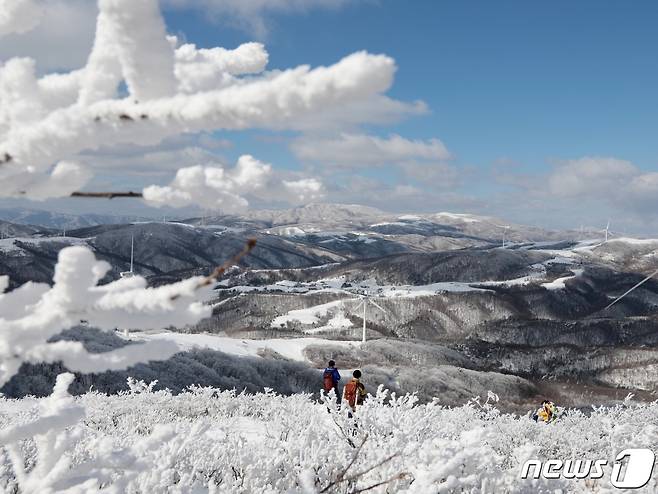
323,360 -> 341,403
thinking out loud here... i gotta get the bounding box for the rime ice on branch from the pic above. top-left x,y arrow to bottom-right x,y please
0,246 -> 211,386
0,0 -> 397,206
0,0 -> 402,385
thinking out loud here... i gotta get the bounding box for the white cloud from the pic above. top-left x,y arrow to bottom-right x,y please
143,155 -> 271,210
0,0 -> 97,70
545,156 -> 658,211
547,157 -> 637,197
290,133 -> 458,197
629,172 -> 658,197
143,155 -> 324,211
488,156 -> 658,234
291,133 -> 450,166
0,0 -> 43,37
163,0 -> 358,38
281,178 -> 325,204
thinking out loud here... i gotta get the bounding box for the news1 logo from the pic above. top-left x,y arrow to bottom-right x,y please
520,449 -> 656,488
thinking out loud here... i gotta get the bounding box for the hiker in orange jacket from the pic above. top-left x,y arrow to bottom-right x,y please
343,369 -> 367,413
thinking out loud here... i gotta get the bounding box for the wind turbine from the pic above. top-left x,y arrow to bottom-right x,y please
351,295 -> 387,343
494,224 -> 511,248
603,220 -> 611,243
120,235 -> 135,278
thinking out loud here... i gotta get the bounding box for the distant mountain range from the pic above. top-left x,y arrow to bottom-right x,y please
2,203 -> 657,405
0,207 -> 150,231
0,203 -> 655,284
0,203 -> 606,243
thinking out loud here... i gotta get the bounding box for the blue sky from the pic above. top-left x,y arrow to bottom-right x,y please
162,0 -> 658,169
1,0 -> 657,233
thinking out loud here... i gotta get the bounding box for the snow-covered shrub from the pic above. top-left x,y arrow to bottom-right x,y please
0,0 -> 401,486
1,382 -> 657,493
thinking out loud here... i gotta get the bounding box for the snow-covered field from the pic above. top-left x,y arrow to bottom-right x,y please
127,331 -> 354,363
1,375 -> 657,493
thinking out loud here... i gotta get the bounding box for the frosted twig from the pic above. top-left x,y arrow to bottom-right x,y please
320,435 -> 368,493
168,238 -> 257,302
351,471 -> 411,493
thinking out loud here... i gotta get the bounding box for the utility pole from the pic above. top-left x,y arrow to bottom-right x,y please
362,299 -> 367,343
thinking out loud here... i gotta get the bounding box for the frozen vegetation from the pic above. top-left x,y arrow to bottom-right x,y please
1,0 -> 657,491
1,375 -> 657,492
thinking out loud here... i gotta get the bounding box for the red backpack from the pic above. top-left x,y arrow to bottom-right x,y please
323,370 -> 335,392
344,380 -> 358,407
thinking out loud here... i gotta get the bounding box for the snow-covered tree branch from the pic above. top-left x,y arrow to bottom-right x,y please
0,0 -> 396,206
0,1 -> 430,491
0,0 -> 396,385
0,246 -> 211,386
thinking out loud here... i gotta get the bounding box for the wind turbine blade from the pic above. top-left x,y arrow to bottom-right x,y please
368,299 -> 388,313
353,300 -> 364,312
605,268 -> 658,311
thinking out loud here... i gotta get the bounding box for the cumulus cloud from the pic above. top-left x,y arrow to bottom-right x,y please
0,0 -> 43,37
0,0 -> 97,70
163,0 -> 358,38
143,155 -> 271,210
281,178 -> 325,204
143,155 -> 324,211
291,133 -> 450,165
